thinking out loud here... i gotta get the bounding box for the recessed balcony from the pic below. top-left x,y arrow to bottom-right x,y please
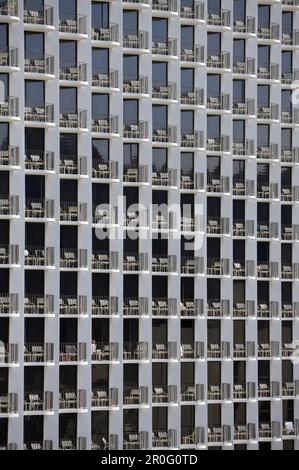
234,425 -> 256,442
207,299 -> 230,317
123,164 -> 148,184
258,23 -> 280,41
59,14 -> 87,36
282,302 -> 299,319
152,38 -> 177,58
60,155 -> 87,177
0,195 -> 19,217
0,0 -> 18,19
93,206 -> 117,226
123,121 -> 149,140
92,115 -> 119,135
124,386 -> 148,406
25,246 -> 54,268
233,219 -> 254,237
181,171 -> 204,190
282,381 -> 299,397
181,45 -> 204,64
207,176 -> 230,193
232,98 -> 255,116
181,130 -> 204,149
24,343 -> 54,363
257,182 -> 279,199
257,261 -> 279,279
181,87 -> 204,106
123,432 -> 149,451
25,150 -> 54,172
152,298 -> 177,316
92,251 -> 119,271
92,69 -> 119,89
0,393 -> 17,415
152,255 -> 177,273
257,63 -> 279,81
152,341 -> 177,360
182,427 -> 206,446
25,198 -> 54,220
207,216 -> 230,235
60,63 -> 87,83
124,208 -> 148,228
60,248 -> 87,270
152,385 -> 177,403
233,57 -> 255,75
0,46 -> 18,69
258,341 -> 280,358
59,438 -> 87,451
24,4 -> 53,29
25,103 -> 54,126
60,343 -> 87,363
60,202 -> 87,223
180,299 -> 204,317
233,179 -> 255,197
59,390 -> 86,410
123,342 -> 149,361
123,297 -> 148,316
152,168 -> 177,187
257,144 -> 278,161
257,222 -> 278,239
181,384 -> 204,402
123,76 -> 148,95
181,256 -> 204,275
180,2 -> 205,21
153,430 -> 177,449
0,244 -> 19,266
153,125 -> 177,143
92,296 -> 118,316
257,103 -> 279,121
0,293 -> 18,316
207,93 -> 230,111
152,81 -> 177,101
208,383 -> 231,401
59,295 -> 87,317
0,343 -> 18,365
24,295 -> 54,316
123,253 -> 148,272
233,301 -> 255,318
282,0 -> 299,6
92,342 -> 119,362
123,30 -> 149,51
207,341 -> 230,359
282,224 -> 299,241
233,139 -> 255,157
207,51 -> 230,70
60,110 -> 87,130
233,17 -> 255,34
152,0 -> 178,14
91,435 -> 118,451
181,342 -> 205,359
0,96 -> 19,121
0,146 -> 19,167
91,387 -> 118,408
207,8 -> 231,28
206,135 -> 230,152
24,391 -> 53,413
24,55 -> 54,76
92,23 -> 119,44
92,159 -> 118,180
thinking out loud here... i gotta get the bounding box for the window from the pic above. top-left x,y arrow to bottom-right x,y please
258,45 -> 270,67
123,143 -> 139,166
59,0 -> 77,20
282,12 -> 293,34
281,90 -> 292,112
207,74 -> 220,98
153,62 -> 167,87
153,105 -> 167,130
92,48 -> 109,73
181,26 -> 194,49
208,0 -> 221,15
60,41 -> 77,67
0,24 -> 8,47
181,152 -> 194,175
92,94 -> 109,119
152,18 -> 168,42
25,80 -> 44,106
0,74 -> 8,98
0,123 -> 8,150
233,160 -> 245,181
207,115 -> 220,138
233,39 -> 245,61
233,80 -> 245,104
25,32 -> 44,60
207,32 -> 221,55
152,148 -> 167,172
257,85 -> 270,107
233,0 -> 246,23
60,87 -> 77,114
123,99 -> 138,124
123,10 -> 138,34
281,128 -> 292,150
25,128 -> 44,153
282,51 -> 292,74
233,120 -> 245,143
181,110 -> 194,134
257,124 -> 269,147
92,1 -> 109,28
207,156 -> 220,178
258,5 -> 270,29
181,68 -> 193,93
92,139 -> 109,162
60,134 -> 77,157
124,55 -> 139,82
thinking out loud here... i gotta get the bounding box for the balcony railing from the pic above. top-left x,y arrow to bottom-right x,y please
60,248 -> 87,269
123,121 -> 149,139
25,103 -> 54,123
25,198 -> 54,219
257,104 -> 279,120
0,393 -> 18,414
152,38 -> 177,56
208,383 -> 231,400
153,430 -> 177,448
92,116 -> 119,134
92,434 -> 118,451
59,296 -> 87,316
0,244 -> 18,265
152,0 -> 178,13
25,246 -> 54,267
60,201 -> 87,222
282,30 -> 299,45
233,178 -> 255,196
92,296 -> 118,316
0,0 -> 18,17
25,150 -> 54,172
0,293 -> 18,315
59,390 -> 86,410
259,422 -> 281,440
24,4 -> 53,26
0,343 -> 18,364
123,75 -> 148,94
233,301 -> 255,318
233,138 -> 255,156
24,294 -> 54,316
152,168 -> 177,187
181,299 -> 204,317
181,87 -> 204,106
207,342 -> 230,358
282,224 -> 299,241
92,387 -> 118,407
123,164 -> 148,183
92,69 -> 118,88
207,176 -> 230,193
258,23 -> 280,40
233,98 -> 255,116
123,432 -> 149,450
0,97 -> 19,118
123,253 -> 148,272
123,342 -> 148,361
282,381 -> 299,397
24,343 -> 54,363
152,298 -> 177,316
92,342 -> 119,361
152,342 -> 177,359
282,303 -> 299,318
152,81 -> 177,100
182,427 -> 205,446
60,14 -> 87,35
181,171 -> 204,190
25,55 -> 54,75
208,8 -> 231,27
0,195 -> 19,216
60,63 -> 87,82
258,63 -> 279,80
207,299 -> 230,317
0,46 -> 18,67
60,343 -> 87,362
257,222 -> 278,239
153,125 -> 177,143
93,206 -> 118,225
234,424 -> 256,441
181,45 -> 204,63
60,110 -> 87,129
92,23 -> 119,42
207,217 -> 230,235
123,386 -> 148,405
0,146 -> 19,167
152,255 -> 177,273
233,57 -> 255,75
181,130 -> 204,148
281,69 -> 299,85
123,30 -> 149,50
181,256 -> 204,274
233,17 -> 255,34
207,93 -> 230,110
24,391 -> 53,412
181,384 -> 204,402
257,182 -> 278,199
60,155 -> 87,176
152,385 -> 177,403
92,159 -> 118,180
257,144 -> 278,160
207,51 -> 230,69
123,297 -> 148,316
92,251 -> 118,270
181,342 -> 204,359
180,2 -> 204,20
281,108 -> 299,124
207,135 -> 230,152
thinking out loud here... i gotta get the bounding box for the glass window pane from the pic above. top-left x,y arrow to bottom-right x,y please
60,41 -> 77,66
60,87 -> 77,113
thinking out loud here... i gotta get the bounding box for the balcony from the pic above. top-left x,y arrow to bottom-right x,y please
234,424 -> 256,442
257,261 -> 279,279
258,23 -> 280,41
182,427 -> 205,446
153,430 -> 177,449
60,248 -> 87,269
0,294 -> 18,316
233,57 -> 255,75
60,110 -> 87,130
282,381 -> 299,397
123,253 -> 148,272
181,384 -> 204,402
60,343 -> 87,363
91,387 -> 118,408
208,384 -> 231,401
123,30 -> 149,50
258,342 -> 280,358
59,438 -> 86,451
92,116 -> 119,135
59,15 -> 87,36
60,155 -> 87,177
281,108 -> 299,125
233,301 -> 255,318
124,386 -> 148,406
181,87 -> 204,106
123,164 -> 148,184
92,434 -> 118,451
0,343 -> 18,364
152,385 -> 177,403
233,139 -> 255,156
181,299 -> 203,317
60,63 -> 87,83
152,125 -> 177,143
24,391 -> 53,413
207,93 -> 230,111
25,246 -> 54,268
59,296 -> 87,316
92,160 -> 118,180
123,121 -> 149,140
257,302 -> 279,318
152,342 -> 177,359
0,195 -> 19,217
207,176 -> 230,193
152,168 -> 177,187
207,9 -> 231,27
257,182 -> 278,199
282,0 -> 299,5
207,342 -> 230,359
258,63 -> 279,80
0,96 -> 19,120
257,144 -> 278,161
233,17 -> 255,34
181,172 -> 204,190
207,299 -> 230,317
0,0 -> 18,18
180,2 -> 204,21
152,38 -> 177,57
0,244 -> 18,266
181,256 -> 204,275
92,297 -> 118,316
25,150 -> 54,172
282,224 -> 299,241
59,390 -> 86,410
25,55 -> 54,76
233,98 -> 255,116
123,76 -> 148,95
206,135 -> 230,152
123,432 -> 149,450
0,393 -> 17,415
283,421 -> 299,438
282,302 -> 299,318
233,179 -> 255,197
152,298 -> 177,316
181,342 -> 204,359
124,208 -> 147,228
93,206 -> 117,226
259,422 -> 281,440
181,130 -> 204,148
60,202 -> 87,223
0,146 -> 19,167
181,45 -> 204,63
257,222 -> 278,239
207,51 -> 230,69
152,0 -> 178,14
152,81 -> 177,101
24,4 -> 53,27
152,255 -> 176,273
25,198 -> 54,219
123,297 -> 148,316
25,103 -> 54,125
92,69 -> 119,89
207,217 -> 230,235
281,69 -> 299,85
0,46 -> 18,69
257,104 -> 279,121
123,342 -> 148,361
92,23 -> 119,43
282,30 -> 299,46
92,251 -> 118,271
92,342 -> 119,362
282,343 -> 296,358
24,343 -> 53,363
24,295 -> 54,316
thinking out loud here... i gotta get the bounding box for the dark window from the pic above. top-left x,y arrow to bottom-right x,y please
0,123 -> 8,150
233,80 -> 245,104
152,62 -> 167,87
123,143 -> 138,166
153,105 -> 167,130
282,51 -> 292,74
282,90 -> 292,112
152,18 -> 168,42
233,0 -> 246,23
233,120 -> 245,143
92,1 -> 109,28
60,133 -> 77,156
60,87 -> 77,113
59,0 -> 77,20
0,24 -> 8,47
123,99 -> 138,124
60,40 -> 77,66
25,32 -> 44,59
25,80 -> 44,106
93,48 -> 109,74
92,139 -> 109,161
92,94 -> 109,119
123,55 -> 139,82
152,148 -> 167,171
181,25 -> 194,49
123,10 -> 138,34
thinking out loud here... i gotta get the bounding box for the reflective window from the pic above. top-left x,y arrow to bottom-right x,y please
92,48 -> 109,73
181,110 -> 194,134
208,0 -> 221,14
181,152 -> 194,175
124,55 -> 139,82
282,90 -> 292,112
257,85 -> 270,106
60,87 -> 77,113
181,68 -> 194,93
60,41 -> 77,66
92,94 -> 109,119
0,24 -> 8,47
207,32 -> 221,55
233,120 -> 245,143
92,2 -> 109,28
152,18 -> 168,42
258,45 -> 270,67
153,62 -> 167,86
152,148 -> 167,171
0,123 -> 8,150
25,80 -> 44,105
123,143 -> 139,166
281,128 -> 292,149
25,32 -> 44,59
0,73 -> 8,98
181,26 -> 194,48
92,139 -> 109,161
208,74 -> 220,98
59,0 -> 77,20
233,80 -> 245,104
257,124 -> 269,147
258,5 -> 270,29
233,0 -> 246,23
60,134 -> 77,156
123,99 -> 138,124
233,39 -> 245,60
282,12 -> 293,33
123,10 -> 138,34
282,51 -> 292,74
153,105 -> 167,130
207,115 -> 220,138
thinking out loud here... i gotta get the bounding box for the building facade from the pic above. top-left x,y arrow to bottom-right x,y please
0,0 -> 299,451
